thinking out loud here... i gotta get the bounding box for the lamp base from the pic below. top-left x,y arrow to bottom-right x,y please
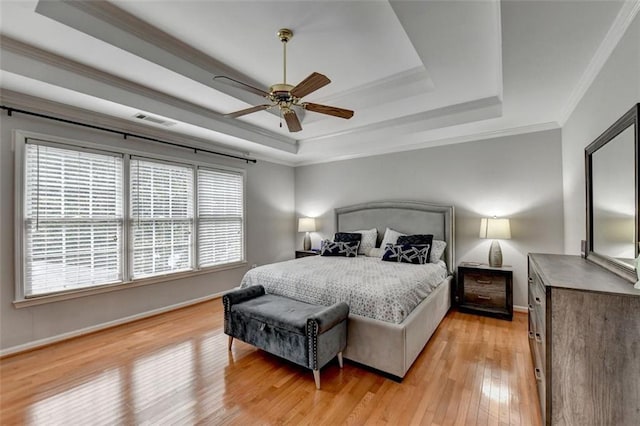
303,232 -> 311,251
488,240 -> 503,268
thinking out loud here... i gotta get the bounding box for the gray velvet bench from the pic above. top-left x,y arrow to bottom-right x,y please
223,285 -> 349,389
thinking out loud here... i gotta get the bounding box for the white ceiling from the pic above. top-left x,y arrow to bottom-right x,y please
0,0 -> 635,166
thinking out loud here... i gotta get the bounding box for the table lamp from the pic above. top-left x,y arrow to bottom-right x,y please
479,217 -> 511,267
298,218 -> 316,251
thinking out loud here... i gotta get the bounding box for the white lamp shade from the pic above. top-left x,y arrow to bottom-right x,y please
298,217 -> 316,233
479,218 -> 511,240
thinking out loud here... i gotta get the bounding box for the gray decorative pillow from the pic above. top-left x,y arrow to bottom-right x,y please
347,228 -> 377,255
380,228 -> 406,248
430,240 -> 447,263
320,239 -> 360,257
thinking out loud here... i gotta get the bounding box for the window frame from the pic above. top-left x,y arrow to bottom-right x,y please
13,130 -> 247,307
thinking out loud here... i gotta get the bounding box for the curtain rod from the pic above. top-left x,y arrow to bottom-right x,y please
1,105 -> 257,164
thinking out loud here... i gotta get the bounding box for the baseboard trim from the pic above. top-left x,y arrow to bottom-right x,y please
513,305 -> 528,313
0,290 -> 229,358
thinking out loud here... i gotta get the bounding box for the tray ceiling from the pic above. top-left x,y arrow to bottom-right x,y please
0,0 -> 632,165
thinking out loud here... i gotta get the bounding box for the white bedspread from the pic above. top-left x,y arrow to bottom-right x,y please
240,256 -> 449,324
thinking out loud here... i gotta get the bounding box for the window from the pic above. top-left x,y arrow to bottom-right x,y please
130,159 -> 194,279
18,136 -> 245,300
197,167 -> 244,267
24,142 -> 123,296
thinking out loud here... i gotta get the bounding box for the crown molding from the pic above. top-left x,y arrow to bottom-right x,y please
294,121 -> 559,167
0,89 -> 297,165
558,0 -> 640,125
0,35 -> 297,153
301,96 -> 502,145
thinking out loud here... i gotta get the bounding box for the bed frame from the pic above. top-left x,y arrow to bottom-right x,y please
335,201 -> 455,379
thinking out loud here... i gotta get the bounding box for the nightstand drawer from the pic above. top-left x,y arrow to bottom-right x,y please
462,274 -> 507,309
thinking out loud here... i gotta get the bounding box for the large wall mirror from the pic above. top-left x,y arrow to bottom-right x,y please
586,103 -> 639,282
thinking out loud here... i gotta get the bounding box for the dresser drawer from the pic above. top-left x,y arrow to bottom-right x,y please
462,273 -> 507,309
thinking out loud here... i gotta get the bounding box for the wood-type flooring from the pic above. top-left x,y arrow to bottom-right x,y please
0,300 -> 542,425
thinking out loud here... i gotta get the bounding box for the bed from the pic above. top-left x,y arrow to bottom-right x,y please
242,201 -> 455,379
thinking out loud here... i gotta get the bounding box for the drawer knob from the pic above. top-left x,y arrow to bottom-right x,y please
534,296 -> 542,305
535,333 -> 543,343
528,331 -> 535,339
534,368 -> 543,381
476,279 -> 492,284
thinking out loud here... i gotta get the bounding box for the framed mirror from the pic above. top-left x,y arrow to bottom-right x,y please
585,103 -> 639,282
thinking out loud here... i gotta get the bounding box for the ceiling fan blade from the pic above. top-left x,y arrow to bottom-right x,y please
284,110 -> 302,132
303,102 -> 354,119
225,104 -> 272,118
213,75 -> 269,97
290,72 -> 331,99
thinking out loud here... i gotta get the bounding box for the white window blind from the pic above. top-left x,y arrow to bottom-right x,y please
130,159 -> 194,279
24,142 -> 123,296
197,168 -> 244,267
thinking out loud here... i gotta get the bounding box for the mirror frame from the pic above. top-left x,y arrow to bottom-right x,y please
585,103 -> 639,282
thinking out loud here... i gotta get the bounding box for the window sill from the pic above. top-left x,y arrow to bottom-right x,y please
13,261 -> 248,308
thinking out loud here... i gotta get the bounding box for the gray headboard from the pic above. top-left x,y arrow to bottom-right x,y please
335,201 -> 455,274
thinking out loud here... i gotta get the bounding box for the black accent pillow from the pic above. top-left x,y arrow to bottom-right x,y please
334,232 -> 362,243
320,239 -> 360,257
382,243 -> 431,264
397,234 -> 433,260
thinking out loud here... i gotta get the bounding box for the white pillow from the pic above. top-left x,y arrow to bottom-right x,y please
380,228 -> 406,249
430,240 -> 447,263
367,247 -> 384,258
351,228 -> 377,255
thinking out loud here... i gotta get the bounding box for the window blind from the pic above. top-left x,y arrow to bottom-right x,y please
197,168 -> 244,267
24,142 -> 123,296
130,159 -> 194,279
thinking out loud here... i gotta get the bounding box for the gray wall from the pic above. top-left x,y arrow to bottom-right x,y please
562,14 -> 640,254
0,114 -> 295,352
295,129 -> 565,308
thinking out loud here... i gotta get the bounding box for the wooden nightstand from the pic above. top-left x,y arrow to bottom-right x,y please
295,250 -> 319,259
457,263 -> 513,320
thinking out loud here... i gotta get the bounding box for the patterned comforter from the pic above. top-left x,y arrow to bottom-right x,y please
240,255 -> 449,324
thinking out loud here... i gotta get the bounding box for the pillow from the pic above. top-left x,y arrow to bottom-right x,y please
430,240 -> 447,263
382,243 -> 431,264
397,234 -> 433,245
366,247 -> 384,258
397,234 -> 433,261
334,232 -> 362,243
380,228 -> 406,248
346,228 -> 377,255
320,239 -> 360,257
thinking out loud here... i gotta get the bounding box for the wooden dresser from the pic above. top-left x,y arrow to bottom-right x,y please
528,253 -> 640,425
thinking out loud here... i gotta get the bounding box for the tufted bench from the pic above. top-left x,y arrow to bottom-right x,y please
223,285 -> 349,389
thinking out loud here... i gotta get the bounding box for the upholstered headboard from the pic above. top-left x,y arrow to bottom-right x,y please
335,201 -> 455,274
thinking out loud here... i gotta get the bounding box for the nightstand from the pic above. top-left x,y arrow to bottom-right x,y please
457,263 -> 513,320
295,250 -> 318,259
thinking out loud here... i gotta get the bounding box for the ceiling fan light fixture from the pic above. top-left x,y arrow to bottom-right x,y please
214,27 -> 354,132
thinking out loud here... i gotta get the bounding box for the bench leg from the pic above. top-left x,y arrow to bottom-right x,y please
313,370 -> 321,390
228,336 -> 233,350
338,352 -> 343,368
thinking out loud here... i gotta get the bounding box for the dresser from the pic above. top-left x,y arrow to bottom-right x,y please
528,253 -> 640,425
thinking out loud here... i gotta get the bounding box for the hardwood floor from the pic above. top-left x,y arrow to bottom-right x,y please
0,301 -> 542,425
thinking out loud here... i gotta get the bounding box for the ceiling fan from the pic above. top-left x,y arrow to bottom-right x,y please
213,28 -> 354,133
